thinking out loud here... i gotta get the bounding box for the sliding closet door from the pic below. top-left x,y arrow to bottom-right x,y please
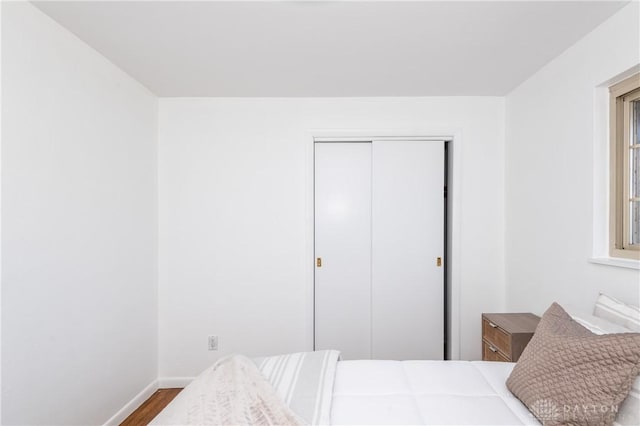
314,142 -> 372,360
371,140 -> 444,360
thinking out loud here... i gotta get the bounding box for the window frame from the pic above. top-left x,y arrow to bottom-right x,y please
609,73 -> 640,260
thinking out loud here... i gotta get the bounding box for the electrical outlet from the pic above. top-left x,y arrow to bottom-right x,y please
208,335 -> 218,351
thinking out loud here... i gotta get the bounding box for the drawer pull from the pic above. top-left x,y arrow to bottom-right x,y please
488,321 -> 498,328
488,345 -> 498,353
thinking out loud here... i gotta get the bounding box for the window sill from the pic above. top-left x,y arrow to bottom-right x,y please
589,257 -> 640,270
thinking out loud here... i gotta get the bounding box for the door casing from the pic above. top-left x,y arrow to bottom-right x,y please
304,131 -> 462,360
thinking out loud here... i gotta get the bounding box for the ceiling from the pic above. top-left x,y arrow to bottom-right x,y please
33,1 -> 628,97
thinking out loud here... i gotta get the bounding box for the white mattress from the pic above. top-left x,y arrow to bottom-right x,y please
331,360 -> 540,425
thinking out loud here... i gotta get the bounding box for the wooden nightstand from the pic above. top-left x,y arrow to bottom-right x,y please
482,313 -> 540,362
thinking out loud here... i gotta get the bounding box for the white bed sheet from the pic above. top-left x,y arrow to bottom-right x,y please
331,360 -> 540,425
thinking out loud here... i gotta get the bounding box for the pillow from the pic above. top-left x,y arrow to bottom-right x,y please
566,308 -> 640,425
506,302 -> 640,426
594,293 -> 640,332
565,308 -> 634,335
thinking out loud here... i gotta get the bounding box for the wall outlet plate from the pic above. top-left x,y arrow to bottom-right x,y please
208,335 -> 218,351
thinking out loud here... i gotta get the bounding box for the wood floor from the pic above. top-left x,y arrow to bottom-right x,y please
120,388 -> 182,426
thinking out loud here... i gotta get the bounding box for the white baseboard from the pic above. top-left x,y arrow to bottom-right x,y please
103,380 -> 158,426
103,377 -> 193,425
158,376 -> 195,388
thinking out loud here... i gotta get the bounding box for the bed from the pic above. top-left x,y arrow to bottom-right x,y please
151,353 -> 538,426
151,296 -> 640,425
152,352 -> 639,426
331,360 -> 537,425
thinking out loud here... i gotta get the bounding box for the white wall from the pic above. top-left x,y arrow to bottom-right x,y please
158,97 -> 505,378
505,3 -> 640,315
2,3 -> 158,425
0,2 -> 4,421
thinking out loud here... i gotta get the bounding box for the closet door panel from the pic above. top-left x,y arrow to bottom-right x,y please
314,142 -> 372,360
371,140 -> 444,360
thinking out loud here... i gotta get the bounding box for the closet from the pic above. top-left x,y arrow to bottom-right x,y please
314,140 -> 445,360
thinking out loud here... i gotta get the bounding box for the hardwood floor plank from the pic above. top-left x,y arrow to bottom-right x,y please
120,388 -> 182,426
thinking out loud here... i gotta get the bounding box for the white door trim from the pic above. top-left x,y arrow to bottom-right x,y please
304,128 -> 463,360
314,136 -> 453,143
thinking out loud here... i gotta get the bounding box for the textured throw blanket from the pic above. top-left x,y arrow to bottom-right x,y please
150,350 -> 340,425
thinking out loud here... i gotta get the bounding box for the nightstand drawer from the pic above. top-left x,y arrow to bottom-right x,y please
482,318 -> 511,355
483,341 -> 509,362
481,313 -> 540,362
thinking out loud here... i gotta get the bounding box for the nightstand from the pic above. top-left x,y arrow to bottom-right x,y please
481,313 -> 540,362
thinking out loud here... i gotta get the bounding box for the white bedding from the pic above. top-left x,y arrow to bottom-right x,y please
152,356 -> 542,425
331,360 -> 540,425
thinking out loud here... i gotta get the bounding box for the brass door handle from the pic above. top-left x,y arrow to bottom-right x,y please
316,257 -> 322,267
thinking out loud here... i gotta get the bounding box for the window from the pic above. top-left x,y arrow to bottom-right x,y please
610,73 -> 640,259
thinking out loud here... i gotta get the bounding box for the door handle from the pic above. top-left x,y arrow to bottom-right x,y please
436,257 -> 442,267
316,257 -> 322,267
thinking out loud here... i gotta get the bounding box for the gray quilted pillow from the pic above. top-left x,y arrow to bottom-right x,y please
506,302 -> 640,426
